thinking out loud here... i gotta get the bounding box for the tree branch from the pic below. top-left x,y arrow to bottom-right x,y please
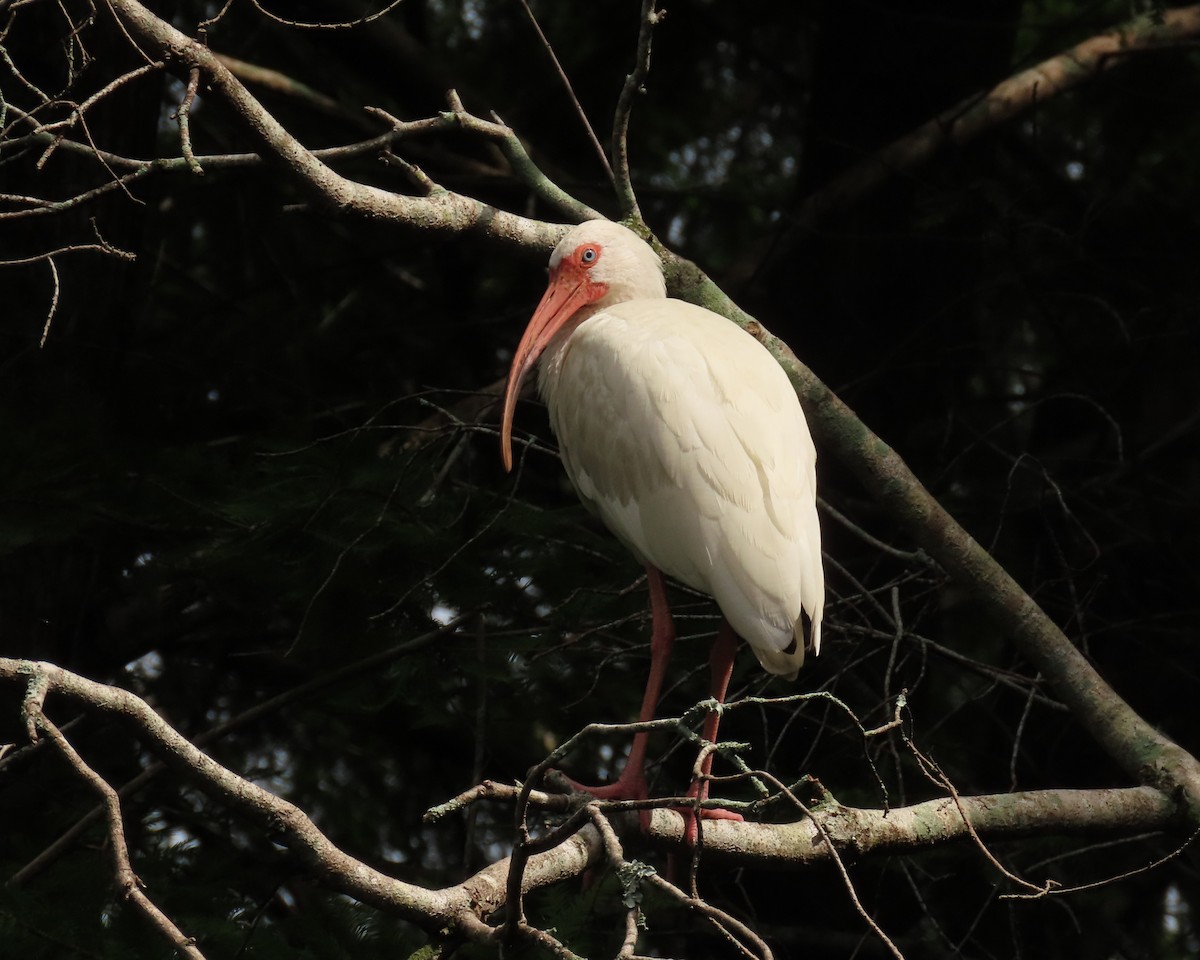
645,785 -> 1180,868
516,0 -> 613,188
611,0 -> 662,224
8,618 -> 469,887
103,0 -> 567,253
27,0 -> 1200,902
656,250 -> 1200,822
33,713 -> 207,960
1,658 -> 1182,923
791,5 -> 1200,232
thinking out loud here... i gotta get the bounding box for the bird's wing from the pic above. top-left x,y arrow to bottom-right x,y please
542,299 -> 823,674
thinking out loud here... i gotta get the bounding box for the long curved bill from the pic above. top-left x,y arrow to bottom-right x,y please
500,271 -> 594,471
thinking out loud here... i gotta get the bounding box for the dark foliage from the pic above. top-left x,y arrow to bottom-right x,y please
2,0 -> 1199,957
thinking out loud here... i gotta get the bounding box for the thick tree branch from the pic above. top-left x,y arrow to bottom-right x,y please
0,658 -> 595,937
24,0 -> 1200,907
646,786 -> 1180,868
658,252 -> 1200,820
33,714 -> 207,960
0,659 -> 1183,922
104,0 -> 567,253
792,5 -> 1200,231
10,618 -> 469,887
5,99 -> 596,230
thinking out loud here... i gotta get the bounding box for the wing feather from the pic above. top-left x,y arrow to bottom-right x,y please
540,299 -> 823,677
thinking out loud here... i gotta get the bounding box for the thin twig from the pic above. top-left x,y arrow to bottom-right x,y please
645,872 -> 773,960
1003,827 -> 1200,900
904,736 -> 1051,896
246,0 -> 405,29
611,0 -> 661,222
0,238 -> 135,267
198,0 -> 235,33
584,804 -> 770,960
753,769 -> 906,960
516,0 -> 613,186
174,64 -> 203,175
1010,672 -> 1040,791
381,149 -> 439,194
425,778 -> 571,823
38,256 -> 59,346
818,498 -> 934,566
0,164 -> 155,220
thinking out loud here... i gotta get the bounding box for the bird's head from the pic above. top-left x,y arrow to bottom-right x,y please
500,220 -> 666,471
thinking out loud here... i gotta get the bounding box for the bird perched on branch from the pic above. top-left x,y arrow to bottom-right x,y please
501,219 -> 823,833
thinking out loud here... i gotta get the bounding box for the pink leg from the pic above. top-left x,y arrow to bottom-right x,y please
682,620 -> 745,844
564,578 -> 746,842
564,566 -> 675,808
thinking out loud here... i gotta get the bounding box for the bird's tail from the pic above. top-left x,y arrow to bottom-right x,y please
749,609 -> 821,682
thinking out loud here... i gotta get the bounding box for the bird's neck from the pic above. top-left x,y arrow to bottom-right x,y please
535,303 -> 604,406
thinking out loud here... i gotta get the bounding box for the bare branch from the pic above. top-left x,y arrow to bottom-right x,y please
32,713 -> 207,960
612,0 -> 662,224
173,64 -> 203,175
644,785 -> 1180,868
752,771 -> 905,960
245,0 -> 406,30
1003,826 -> 1200,901
903,736 -> 1049,896
657,251 -> 1200,822
0,657 -> 622,937
2,656 -> 1180,940
381,149 -> 439,195
0,161 -> 155,219
216,52 -> 346,118
38,255 -> 58,346
370,93 -> 604,222
10,617 -> 469,888
104,0 -> 566,252
792,5 -> 1200,232
516,0 -> 613,187
0,238 -> 135,268
25,61 -> 164,162
818,497 -> 934,567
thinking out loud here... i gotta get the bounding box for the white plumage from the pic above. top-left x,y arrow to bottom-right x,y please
500,220 -> 824,823
504,219 -> 823,678
542,300 -> 823,677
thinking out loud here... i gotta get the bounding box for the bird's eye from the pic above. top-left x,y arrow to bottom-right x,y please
580,246 -> 598,265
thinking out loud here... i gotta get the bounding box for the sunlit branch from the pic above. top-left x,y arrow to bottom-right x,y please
105,0 -> 566,252
9,618 -> 469,888
3,659 -> 1181,902
32,713 -> 208,960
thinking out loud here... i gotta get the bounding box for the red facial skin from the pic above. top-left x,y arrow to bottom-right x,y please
501,242 -> 608,471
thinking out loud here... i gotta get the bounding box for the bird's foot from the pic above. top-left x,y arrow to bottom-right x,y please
555,770 -> 654,830
551,771 -> 744,841
679,780 -> 743,846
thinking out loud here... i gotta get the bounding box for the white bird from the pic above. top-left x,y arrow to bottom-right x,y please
501,220 -> 823,830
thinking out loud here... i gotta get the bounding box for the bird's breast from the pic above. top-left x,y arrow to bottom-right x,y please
536,299 -> 823,668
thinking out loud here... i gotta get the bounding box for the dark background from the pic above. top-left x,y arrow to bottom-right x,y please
2,0 -> 1199,956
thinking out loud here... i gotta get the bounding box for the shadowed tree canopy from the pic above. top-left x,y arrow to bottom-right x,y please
2,1 -> 1200,958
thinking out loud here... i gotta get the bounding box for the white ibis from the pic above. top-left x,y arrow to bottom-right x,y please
501,220 -> 823,832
